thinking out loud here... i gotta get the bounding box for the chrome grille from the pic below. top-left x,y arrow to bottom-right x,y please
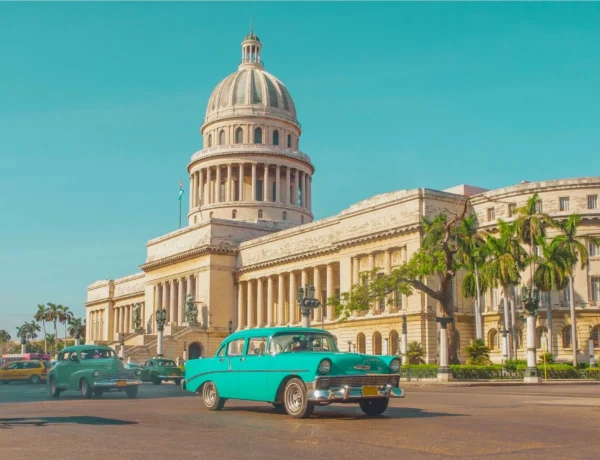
322,375 -> 399,387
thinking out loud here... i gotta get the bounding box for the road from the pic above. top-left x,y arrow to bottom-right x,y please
1,382 -> 599,459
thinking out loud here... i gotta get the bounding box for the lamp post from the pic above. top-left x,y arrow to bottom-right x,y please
297,285 -> 321,328
347,340 -> 352,352
384,337 -> 389,356
73,326 -> 82,347
228,319 -> 233,335
497,320 -> 509,363
401,314 -> 408,364
589,326 -> 596,367
20,335 -> 26,354
155,308 -> 167,357
352,344 -> 357,353
522,286 -> 542,383
119,333 -> 125,359
436,317 -> 454,382
182,341 -> 187,363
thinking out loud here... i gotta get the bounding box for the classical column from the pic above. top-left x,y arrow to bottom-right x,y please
251,163 -> 257,201
178,277 -> 186,326
383,249 -> 392,313
307,176 -> 311,210
206,167 -> 212,204
162,282 -> 169,322
298,170 -> 303,206
291,169 -> 297,205
153,285 -> 160,332
125,305 -> 130,333
257,278 -> 264,327
237,282 -> 246,329
120,306 -> 125,334
286,167 -> 291,204
368,253 -> 375,313
247,280 -> 254,328
276,165 -> 281,203
198,170 -> 203,207
314,266 -> 322,322
352,256 -> 360,286
189,174 -> 195,210
114,307 -> 120,335
263,164 -> 269,202
289,271 -> 297,325
169,280 -> 177,325
226,163 -> 232,202
326,264 -> 334,320
215,164 -> 222,203
267,276 -> 274,326
301,269 -> 308,291
277,274 -> 285,325
238,164 -> 244,201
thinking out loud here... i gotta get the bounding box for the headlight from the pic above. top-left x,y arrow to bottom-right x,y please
318,359 -> 331,374
389,358 -> 400,373
135,369 -> 142,376
92,370 -> 100,377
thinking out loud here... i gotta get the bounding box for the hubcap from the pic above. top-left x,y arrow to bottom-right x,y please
286,384 -> 303,414
50,381 -> 55,393
82,381 -> 87,394
204,383 -> 216,405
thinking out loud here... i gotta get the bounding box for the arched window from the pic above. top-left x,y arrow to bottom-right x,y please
593,325 -> 600,348
357,333 -> 366,354
207,134 -> 212,148
272,130 -> 279,145
232,209 -> 237,219
219,130 -> 226,145
287,134 -> 292,148
254,127 -> 262,144
536,327 -> 548,349
516,328 -> 523,348
488,329 -> 499,350
372,331 -> 382,355
562,326 -> 571,348
209,212 -> 214,218
258,209 -> 263,219
282,211 -> 287,221
235,127 -> 243,144
389,330 -> 399,355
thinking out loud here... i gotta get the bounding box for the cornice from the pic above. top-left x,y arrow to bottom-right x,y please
140,244 -> 238,272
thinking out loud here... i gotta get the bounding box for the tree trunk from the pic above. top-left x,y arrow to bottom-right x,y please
54,321 -> 58,356
569,275 -> 577,366
474,263 -> 483,340
502,291 -> 511,360
546,296 -> 553,355
42,321 -> 47,355
510,289 -> 517,359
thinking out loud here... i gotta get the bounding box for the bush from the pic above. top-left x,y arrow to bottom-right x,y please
538,352 -> 555,364
503,359 -> 527,371
406,342 -> 425,365
464,339 -> 491,365
399,364 -> 438,379
450,365 -> 523,380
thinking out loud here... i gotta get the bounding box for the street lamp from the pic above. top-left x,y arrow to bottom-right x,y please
347,340 -> 352,352
119,332 -> 125,359
155,308 -> 167,357
384,337 -> 389,356
20,334 -> 27,354
297,284 -> 321,328
228,319 -> 233,335
521,286 -> 542,383
497,320 -> 509,363
589,326 -> 596,367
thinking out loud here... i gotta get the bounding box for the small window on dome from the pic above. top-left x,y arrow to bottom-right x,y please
235,128 -> 243,144
219,130 -> 226,145
258,209 -> 263,219
273,130 -> 279,146
287,134 -> 292,148
282,211 -> 287,221
232,209 -> 237,219
207,134 -> 212,148
254,127 -> 263,144
209,212 -> 214,218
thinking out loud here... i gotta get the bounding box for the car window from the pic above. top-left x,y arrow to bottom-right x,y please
269,333 -> 338,354
158,360 -> 176,367
59,352 -> 70,361
248,338 -> 267,355
145,361 -> 152,367
79,349 -> 116,360
217,346 -> 226,357
227,339 -> 246,356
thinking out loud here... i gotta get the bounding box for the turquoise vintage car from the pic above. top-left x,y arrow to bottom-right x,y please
184,327 -> 404,418
47,345 -> 142,399
140,358 -> 183,385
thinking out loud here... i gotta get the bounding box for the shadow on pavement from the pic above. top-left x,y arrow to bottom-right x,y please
0,416 -> 137,429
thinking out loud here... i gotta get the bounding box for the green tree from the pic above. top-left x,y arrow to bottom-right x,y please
406,341 -> 425,365
68,317 -> 84,339
0,330 -> 11,343
27,321 -> 41,341
34,304 -> 49,354
46,334 -> 56,353
465,338 -> 491,365
46,303 -> 60,355
552,214 -> 600,366
58,305 -> 74,347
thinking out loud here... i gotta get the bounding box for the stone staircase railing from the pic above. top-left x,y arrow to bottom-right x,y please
124,326 -> 195,358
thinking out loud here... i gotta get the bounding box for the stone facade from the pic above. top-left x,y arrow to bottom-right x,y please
85,33 -> 600,365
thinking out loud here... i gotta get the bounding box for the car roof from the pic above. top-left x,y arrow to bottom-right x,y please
226,327 -> 333,341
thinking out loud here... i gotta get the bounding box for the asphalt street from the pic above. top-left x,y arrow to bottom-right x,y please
1,382 -> 599,459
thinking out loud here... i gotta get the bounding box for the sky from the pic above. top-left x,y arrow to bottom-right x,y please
1,2 -> 599,339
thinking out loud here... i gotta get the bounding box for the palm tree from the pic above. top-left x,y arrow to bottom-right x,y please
68,317 -> 84,345
58,305 -> 73,347
483,220 -> 527,361
0,330 -> 11,343
46,303 -> 60,354
16,323 -> 29,353
406,341 -> 425,365
46,334 -> 56,353
534,236 -> 572,353
552,214 -> 600,366
465,338 -> 492,365
27,321 -> 41,341
34,304 -> 49,354
457,215 -> 488,339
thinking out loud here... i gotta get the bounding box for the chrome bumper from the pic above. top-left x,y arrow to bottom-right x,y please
93,379 -> 141,388
307,384 -> 404,402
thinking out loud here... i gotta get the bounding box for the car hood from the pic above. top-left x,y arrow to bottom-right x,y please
274,352 -> 392,375
80,359 -> 125,371
155,366 -> 182,375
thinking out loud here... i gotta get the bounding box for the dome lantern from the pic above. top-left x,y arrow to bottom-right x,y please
240,22 -> 263,70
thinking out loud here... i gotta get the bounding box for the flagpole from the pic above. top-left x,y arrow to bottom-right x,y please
179,199 -> 182,229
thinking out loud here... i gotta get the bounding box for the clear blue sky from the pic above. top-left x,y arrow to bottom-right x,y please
1,2 -> 599,338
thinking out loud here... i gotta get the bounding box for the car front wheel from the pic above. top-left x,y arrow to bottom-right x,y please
202,381 -> 225,411
283,378 -> 314,419
125,387 -> 138,399
29,374 -> 41,385
80,379 -> 93,399
359,398 -> 389,416
174,378 -> 181,386
49,378 -> 61,398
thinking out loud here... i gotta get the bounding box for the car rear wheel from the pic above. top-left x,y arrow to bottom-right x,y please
125,387 -> 138,399
359,398 -> 389,416
174,378 -> 181,386
80,379 -> 93,399
29,375 -> 41,385
49,378 -> 61,398
283,378 -> 314,419
152,376 -> 162,385
202,381 -> 225,411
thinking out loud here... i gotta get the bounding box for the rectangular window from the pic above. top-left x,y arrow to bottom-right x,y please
508,203 -> 516,217
534,245 -> 541,257
298,187 -> 303,206
272,182 -> 277,202
541,291 -> 550,308
590,241 -> 598,257
591,277 -> 600,302
535,199 -> 543,213
256,180 -> 263,201
395,288 -> 403,308
234,180 -> 240,201
248,337 -> 267,355
559,197 -> 569,211
377,274 -> 385,310
227,339 -> 246,356
487,207 -> 495,222
219,182 -> 225,202
588,195 -> 598,210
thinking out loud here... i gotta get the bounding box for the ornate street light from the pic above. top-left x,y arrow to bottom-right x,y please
384,337 -> 389,356
588,326 -> 596,367
119,332 -> 125,359
347,340 -> 352,352
521,286 -> 542,383
228,319 -> 233,335
19,333 -> 27,354
497,320 -> 509,363
297,284 -> 321,328
400,314 -> 408,363
155,308 -> 167,357
436,316 -> 454,381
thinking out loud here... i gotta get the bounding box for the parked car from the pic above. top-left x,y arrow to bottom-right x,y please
124,362 -> 143,370
184,327 -> 404,418
0,360 -> 49,384
47,345 -> 142,399
141,358 -> 183,385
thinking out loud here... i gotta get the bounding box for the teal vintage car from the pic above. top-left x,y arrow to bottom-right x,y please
140,358 -> 183,385
184,327 -> 404,418
47,345 -> 142,399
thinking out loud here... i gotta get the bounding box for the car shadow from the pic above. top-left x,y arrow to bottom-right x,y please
0,416 -> 137,429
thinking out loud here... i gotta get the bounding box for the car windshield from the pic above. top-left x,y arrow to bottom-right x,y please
269,333 -> 338,354
157,360 -> 176,367
79,349 -> 117,360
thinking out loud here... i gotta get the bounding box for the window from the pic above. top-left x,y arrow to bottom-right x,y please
592,325 -> 600,348
258,209 -> 263,219
209,211 -> 214,218
234,180 -> 240,201
589,240 -> 598,257
488,329 -> 499,350
248,337 -> 267,355
487,207 -> 495,222
377,274 -> 385,310
592,277 -> 600,302
395,288 -> 403,308
219,130 -> 226,145
254,127 -> 262,144
562,327 -> 572,348
492,288 -> 499,311
272,182 -> 277,202
232,209 -> 237,219
272,130 -> 279,145
217,346 -> 226,357
535,200 -> 543,213
357,333 -> 366,354
534,245 -> 541,257
559,197 -> 569,211
207,134 -> 212,147
256,180 -> 263,201
287,134 -> 292,148
219,182 -> 225,202
563,278 -> 571,303
235,127 -> 243,144
540,291 -> 550,308
282,211 -> 287,221
389,330 -> 399,355
227,339 -> 245,356
588,195 -> 598,210
372,332 -> 382,355
508,203 -> 516,217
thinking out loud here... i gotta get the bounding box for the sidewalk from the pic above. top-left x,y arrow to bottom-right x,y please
400,379 -> 600,387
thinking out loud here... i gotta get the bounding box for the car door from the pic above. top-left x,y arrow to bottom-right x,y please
235,337 -> 269,401
141,361 -> 153,381
0,363 -> 20,382
219,338 -> 246,399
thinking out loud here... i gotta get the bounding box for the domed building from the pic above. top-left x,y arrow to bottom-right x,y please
86,31 -> 600,368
